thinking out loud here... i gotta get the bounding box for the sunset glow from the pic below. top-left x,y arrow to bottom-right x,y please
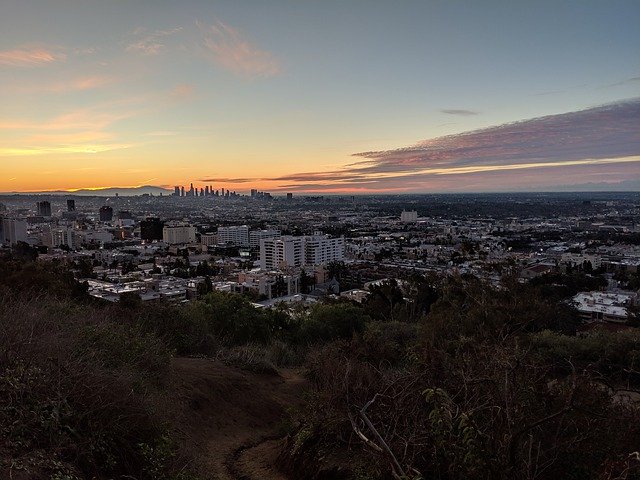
1,1 -> 639,194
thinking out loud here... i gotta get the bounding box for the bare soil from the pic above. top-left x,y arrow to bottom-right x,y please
170,357 -> 308,480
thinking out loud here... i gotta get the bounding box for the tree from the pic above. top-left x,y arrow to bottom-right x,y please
272,275 -> 288,298
300,269 -> 315,294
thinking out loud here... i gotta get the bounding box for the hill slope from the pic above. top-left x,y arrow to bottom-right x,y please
170,358 -> 307,480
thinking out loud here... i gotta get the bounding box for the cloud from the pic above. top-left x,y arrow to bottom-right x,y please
440,109 -> 479,116
0,143 -> 132,156
200,20 -> 280,78
4,75 -> 116,95
240,99 -> 640,192
199,177 -> 254,183
169,83 -> 195,100
126,27 -> 183,55
353,99 -> 640,175
603,75 -> 640,88
0,44 -> 66,67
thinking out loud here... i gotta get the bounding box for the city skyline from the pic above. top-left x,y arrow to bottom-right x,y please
1,1 -> 639,194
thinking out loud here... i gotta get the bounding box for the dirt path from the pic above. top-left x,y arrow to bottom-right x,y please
170,358 -> 307,480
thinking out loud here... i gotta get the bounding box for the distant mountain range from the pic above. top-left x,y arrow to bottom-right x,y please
1,186 -> 173,197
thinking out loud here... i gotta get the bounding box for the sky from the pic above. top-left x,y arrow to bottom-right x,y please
0,0 -> 639,194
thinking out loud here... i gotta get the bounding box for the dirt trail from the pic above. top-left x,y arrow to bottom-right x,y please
170,357 -> 307,480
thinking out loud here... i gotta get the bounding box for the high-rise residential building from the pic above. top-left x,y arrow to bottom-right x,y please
36,201 -> 51,217
50,228 -> 74,249
200,187 -> 204,197
260,236 -> 305,270
249,229 -> 281,249
1,217 -> 28,246
162,223 -> 196,244
259,234 -> 345,270
67,199 -> 76,212
180,186 -> 185,197
99,206 -> 113,222
217,225 -> 249,246
304,235 -> 345,265
286,193 -> 293,201
174,186 -> 180,196
140,217 -> 164,241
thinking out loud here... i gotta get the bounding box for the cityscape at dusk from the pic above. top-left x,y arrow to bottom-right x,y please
1,0 -> 639,194
2,3 -> 640,480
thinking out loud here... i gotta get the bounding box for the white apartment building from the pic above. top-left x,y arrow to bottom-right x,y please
1,217 -> 27,246
249,229 -> 281,249
163,223 -> 196,244
400,210 -> 418,222
217,225 -> 249,246
305,235 -> 345,265
260,236 -> 305,270
260,234 -> 345,270
50,228 -> 75,249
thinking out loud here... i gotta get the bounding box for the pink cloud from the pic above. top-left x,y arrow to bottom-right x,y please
0,45 -> 66,67
169,83 -> 195,100
200,21 -> 280,78
126,27 -> 183,55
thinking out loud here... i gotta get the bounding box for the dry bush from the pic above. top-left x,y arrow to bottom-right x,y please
287,336 -> 640,480
0,295 -> 182,479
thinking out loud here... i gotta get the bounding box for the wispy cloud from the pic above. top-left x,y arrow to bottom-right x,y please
199,177 -> 254,183
169,83 -> 195,100
602,75 -> 640,89
440,109 -> 479,116
0,44 -> 66,67
126,26 -> 183,55
10,75 -> 116,94
199,20 -> 280,78
0,143 -> 132,156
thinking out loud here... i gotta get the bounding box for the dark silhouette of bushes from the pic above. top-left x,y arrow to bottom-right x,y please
0,296 -> 180,479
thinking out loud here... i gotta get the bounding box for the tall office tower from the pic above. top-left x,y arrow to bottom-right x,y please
99,205 -> 113,222
205,186 -> 209,196
251,189 -> 257,197
200,187 -> 204,197
189,183 -> 194,196
221,188 -> 225,197
174,186 -> 180,196
286,193 -> 293,201
180,186 -> 185,197
36,201 -> 52,217
209,185 -> 213,196
67,199 -> 76,212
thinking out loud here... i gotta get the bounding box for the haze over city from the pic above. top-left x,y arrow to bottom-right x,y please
1,0 -> 639,194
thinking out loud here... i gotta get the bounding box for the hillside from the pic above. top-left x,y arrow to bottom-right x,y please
169,358 -> 306,480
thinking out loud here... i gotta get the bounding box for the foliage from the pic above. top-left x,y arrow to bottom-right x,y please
0,296 -> 185,479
